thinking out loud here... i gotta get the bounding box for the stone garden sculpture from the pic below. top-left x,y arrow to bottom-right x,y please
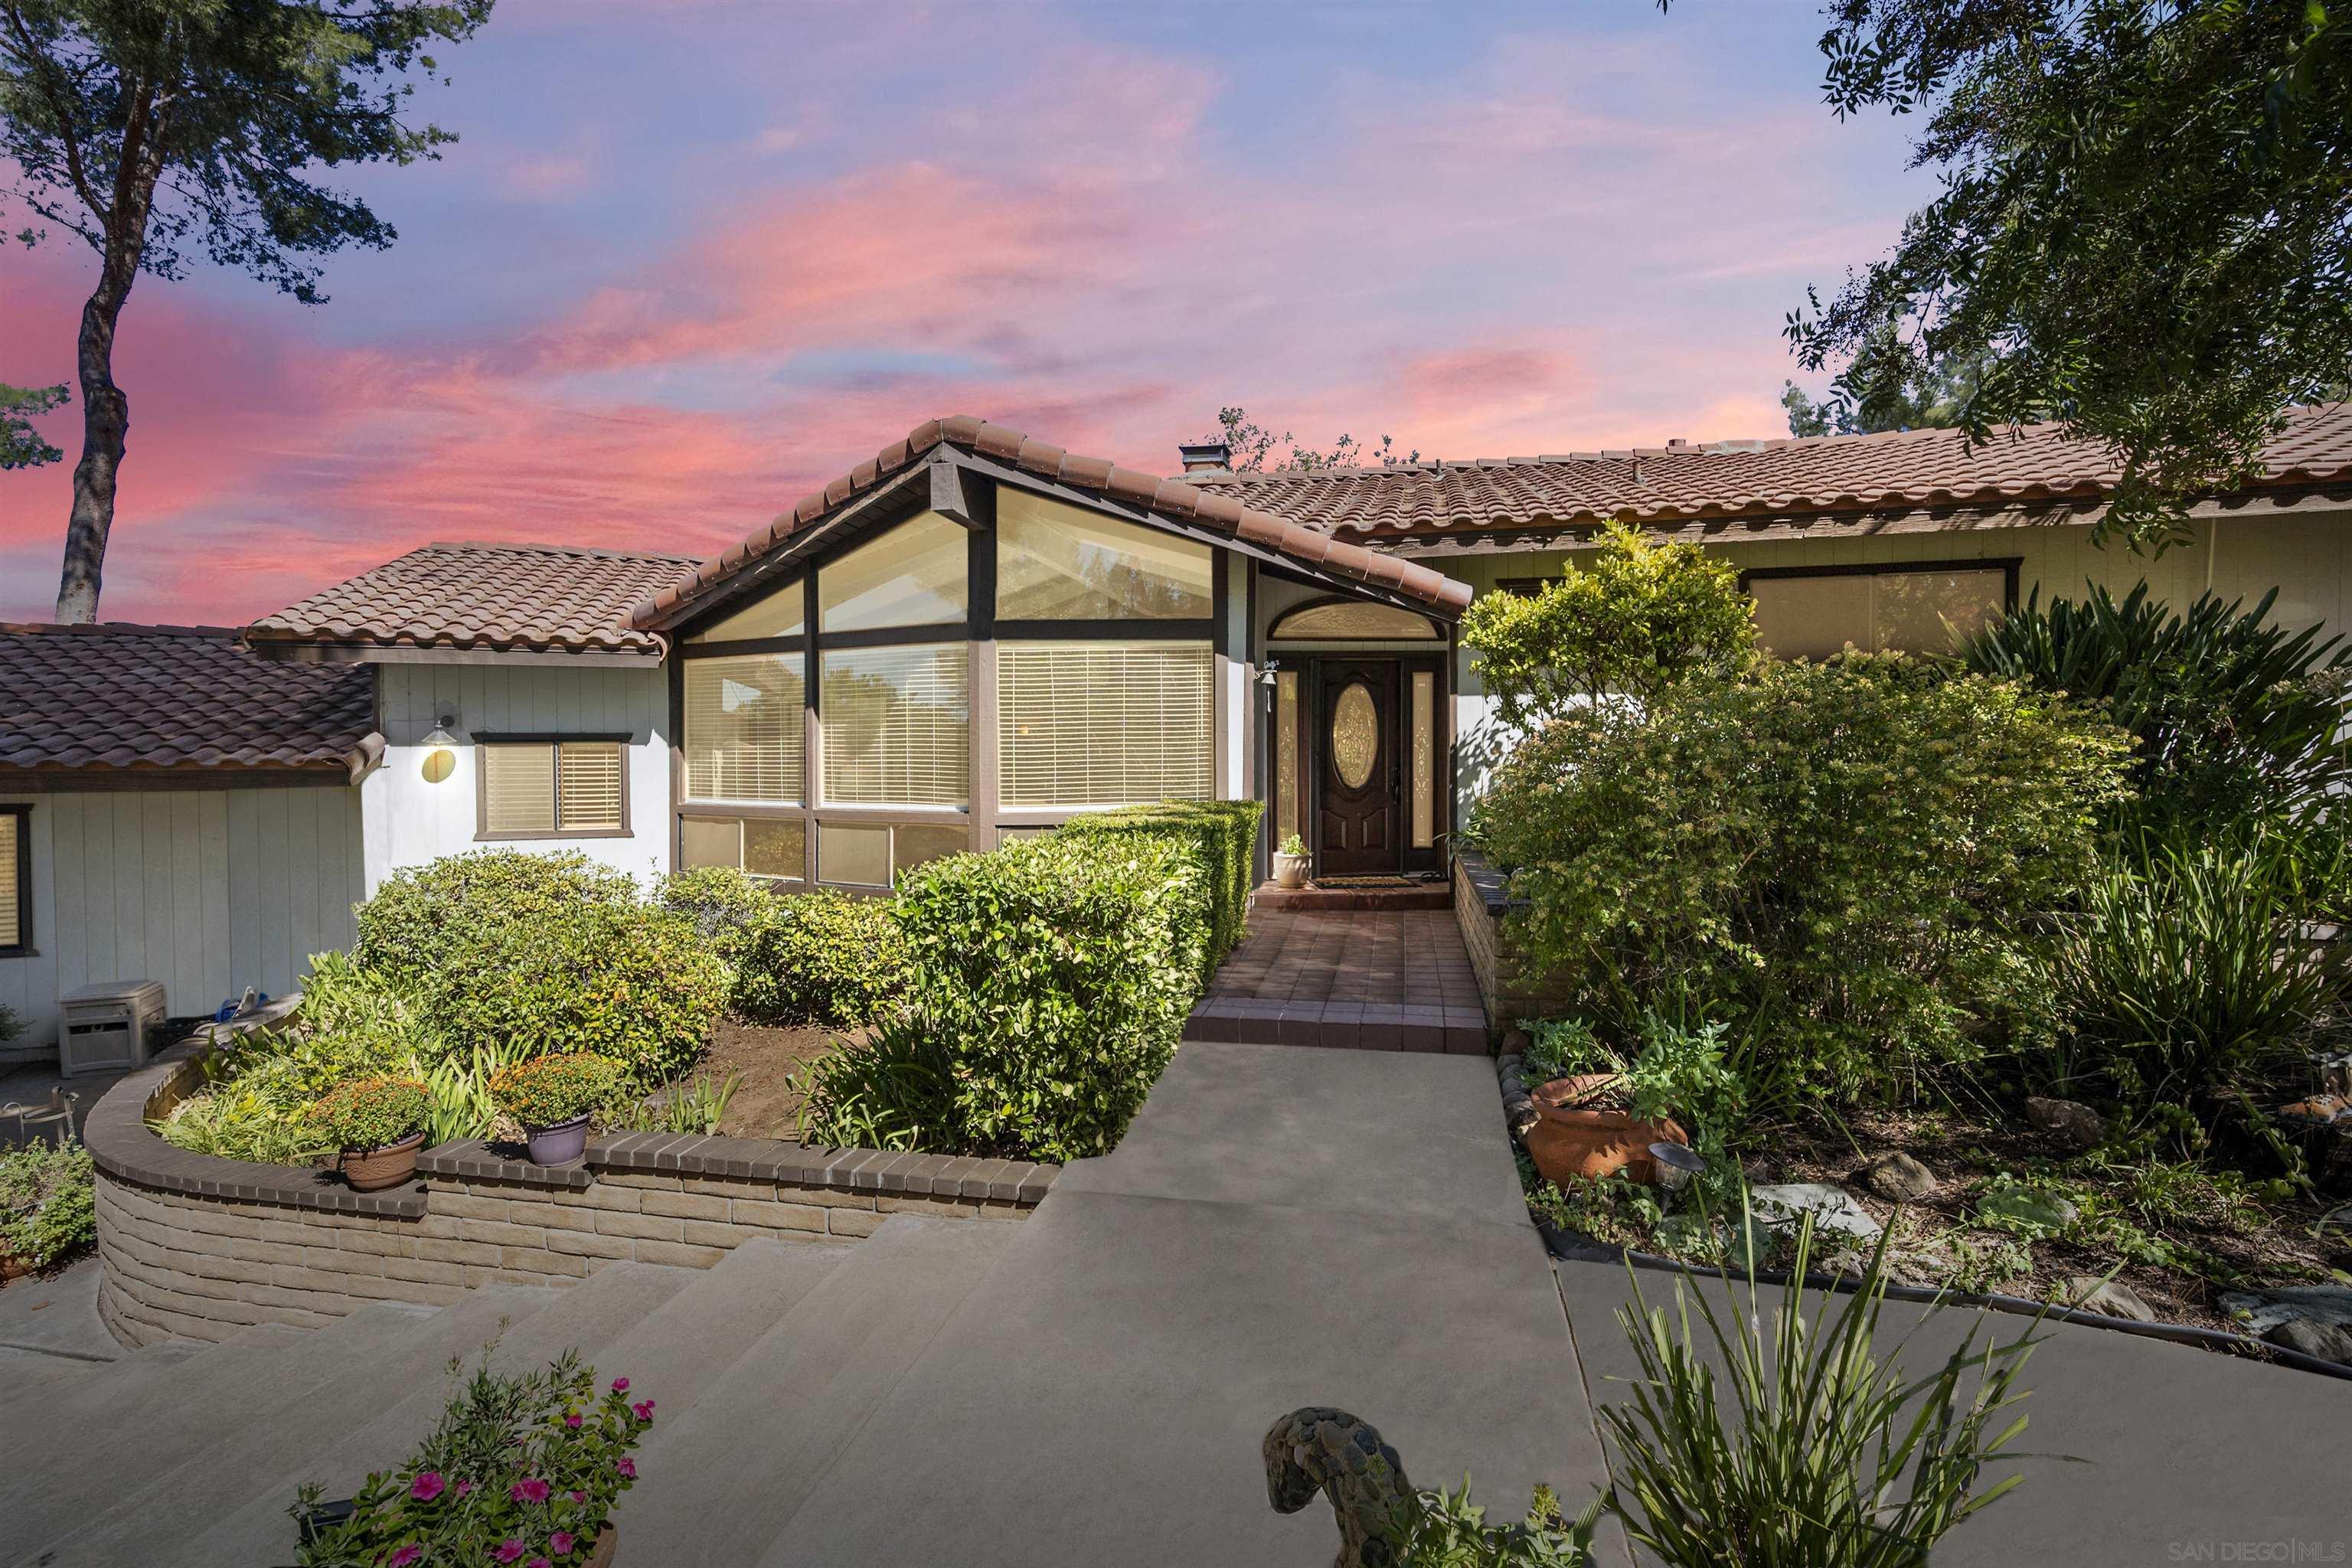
1263,1406 -> 1414,1568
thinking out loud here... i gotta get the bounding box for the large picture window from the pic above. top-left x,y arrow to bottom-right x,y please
1745,562 -> 2014,661
818,512 -> 967,632
684,654 -> 804,803
479,740 -> 628,838
998,642 -> 1212,808
996,491 -> 1214,620
0,805 -> 27,954
820,644 -> 969,807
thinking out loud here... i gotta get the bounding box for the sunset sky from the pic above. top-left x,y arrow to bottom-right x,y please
0,0 -> 1934,626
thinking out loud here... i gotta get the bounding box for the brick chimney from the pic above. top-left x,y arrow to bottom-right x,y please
1177,440 -> 1233,475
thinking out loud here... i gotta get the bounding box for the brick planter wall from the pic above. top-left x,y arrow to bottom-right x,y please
1452,851 -> 1573,1032
87,1034 -> 1055,1349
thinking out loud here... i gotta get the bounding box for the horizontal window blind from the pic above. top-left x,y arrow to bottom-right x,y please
821,645 -> 969,807
684,654 -> 803,803
482,744 -> 557,835
0,814 -> 19,947
998,641 -> 1212,809
557,743 -> 625,831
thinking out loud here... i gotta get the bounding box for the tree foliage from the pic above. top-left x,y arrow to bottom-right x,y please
1780,324 -> 1986,436
0,377 -> 65,466
1461,522 -> 1756,724
1788,0 -> 2352,546
1197,404 -> 1420,472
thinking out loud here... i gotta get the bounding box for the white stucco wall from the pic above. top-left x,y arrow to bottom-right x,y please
365,662 -> 672,894
0,786 -> 364,1050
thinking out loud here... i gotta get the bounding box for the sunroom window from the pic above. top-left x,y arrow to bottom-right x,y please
998,642 -> 1211,808
995,491 -> 1213,620
683,654 -> 803,803
818,512 -> 968,632
820,644 -> 969,807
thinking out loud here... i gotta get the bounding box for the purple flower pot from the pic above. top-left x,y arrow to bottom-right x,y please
524,1113 -> 592,1166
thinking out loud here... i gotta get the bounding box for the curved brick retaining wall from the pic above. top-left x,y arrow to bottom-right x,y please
88,1033 -> 1055,1348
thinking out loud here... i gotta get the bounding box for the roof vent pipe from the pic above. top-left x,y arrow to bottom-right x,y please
1177,440 -> 1233,475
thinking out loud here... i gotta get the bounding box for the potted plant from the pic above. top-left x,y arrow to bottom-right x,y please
1272,833 -> 1310,890
309,1078 -> 433,1192
1523,1073 -> 1690,1186
293,1348 -> 650,1566
1515,1015 -> 1740,1189
489,1054 -> 622,1165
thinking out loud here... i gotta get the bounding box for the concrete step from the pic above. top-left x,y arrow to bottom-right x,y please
577,1237 -> 857,1418
11,1282 -> 565,1568
615,1217 -> 1019,1568
0,1344 -> 109,1405
0,1308 -> 428,1547
4,1338 -> 204,1431
165,1263 -> 694,1568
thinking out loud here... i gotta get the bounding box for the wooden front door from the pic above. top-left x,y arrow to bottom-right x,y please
1315,658 -> 1400,877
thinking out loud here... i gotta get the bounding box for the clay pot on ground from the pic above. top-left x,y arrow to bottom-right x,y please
1523,1073 -> 1690,1187
524,1113 -> 593,1166
340,1130 -> 426,1193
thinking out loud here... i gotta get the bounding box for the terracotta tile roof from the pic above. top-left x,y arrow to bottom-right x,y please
250,541 -> 698,658
629,416 -> 1477,632
1191,403 -> 2352,539
0,622 -> 381,779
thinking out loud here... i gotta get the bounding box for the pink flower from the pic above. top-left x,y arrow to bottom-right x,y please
456,1479 -> 473,1497
614,1457 -> 637,1479
388,1548 -> 423,1568
408,1472 -> 445,1502
631,1400 -> 655,1422
564,1412 -> 582,1429
550,1530 -> 577,1555
609,1377 -> 628,1393
511,1478 -> 552,1504
530,1560 -> 550,1568
493,1543 -> 526,1564
569,1491 -> 587,1504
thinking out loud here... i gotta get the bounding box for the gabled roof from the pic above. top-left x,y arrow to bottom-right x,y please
250,541 -> 697,659
1191,403 -> 2352,540
627,415 -> 1475,632
0,622 -> 381,779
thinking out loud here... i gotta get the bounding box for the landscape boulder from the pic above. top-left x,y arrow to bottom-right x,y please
2060,1276 -> 2157,1323
2024,1096 -> 2105,1149
1861,1152 -> 1938,1202
2264,1318 -> 2352,1368
1751,1183 -> 1883,1244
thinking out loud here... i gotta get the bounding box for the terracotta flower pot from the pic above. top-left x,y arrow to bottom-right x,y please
524,1113 -> 593,1166
1523,1073 -> 1690,1187
584,1524 -> 618,1567
341,1130 -> 426,1193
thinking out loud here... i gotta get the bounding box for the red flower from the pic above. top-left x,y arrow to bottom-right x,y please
550,1530 -> 577,1555
493,1542 -> 526,1564
511,1478 -> 552,1504
614,1457 -> 637,1479
609,1377 -> 629,1393
631,1400 -> 655,1422
408,1472 -> 445,1502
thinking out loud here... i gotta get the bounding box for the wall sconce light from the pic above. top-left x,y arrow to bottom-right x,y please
1258,660 -> 1281,713
420,712 -> 459,784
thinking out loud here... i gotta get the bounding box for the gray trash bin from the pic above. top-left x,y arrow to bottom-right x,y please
59,980 -> 168,1078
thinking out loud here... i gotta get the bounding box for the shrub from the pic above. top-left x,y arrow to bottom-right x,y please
2047,830 -> 2351,1109
153,1085 -> 332,1165
422,897 -> 726,1083
490,1054 -> 624,1129
0,1000 -> 23,1044
307,1077 -> 432,1153
0,1138 -> 96,1270
799,835 -> 1204,1161
657,867 -> 910,1027
295,1349 -> 648,1568
1600,1218 -> 2037,1566
1460,521 -> 1756,724
1475,655 -> 2132,1106
355,850 -> 641,985
1057,797 -> 1262,972
1961,581 -> 2352,837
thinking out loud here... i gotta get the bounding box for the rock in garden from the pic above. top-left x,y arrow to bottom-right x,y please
1974,1188 -> 2078,1230
2024,1096 -> 2105,1149
1750,1183 -> 1884,1243
2264,1318 -> 2352,1367
1501,1027 -> 1533,1057
2220,1283 -> 2352,1337
2061,1276 -> 2157,1323
1862,1152 -> 1938,1202
2277,1095 -> 2348,1126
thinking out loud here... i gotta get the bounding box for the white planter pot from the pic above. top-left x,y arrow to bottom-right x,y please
1272,851 -> 1308,890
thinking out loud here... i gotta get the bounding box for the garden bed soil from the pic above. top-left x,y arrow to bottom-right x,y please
1758,1108 -> 2349,1336
694,1020 -> 856,1140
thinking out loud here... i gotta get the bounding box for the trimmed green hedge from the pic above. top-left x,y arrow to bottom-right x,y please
798,833 -> 1204,1162
1057,799 -> 1263,975
658,868 -> 909,1027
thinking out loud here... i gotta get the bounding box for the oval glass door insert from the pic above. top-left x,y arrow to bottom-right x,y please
1331,681 -> 1377,789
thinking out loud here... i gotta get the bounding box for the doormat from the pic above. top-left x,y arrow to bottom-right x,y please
1310,874 -> 1421,889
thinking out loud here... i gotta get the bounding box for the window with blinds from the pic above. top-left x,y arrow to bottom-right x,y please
0,808 -> 24,952
479,742 -> 627,837
1748,567 -> 2009,661
820,645 -> 969,806
996,491 -> 1214,620
684,654 -> 804,803
998,641 -> 1212,808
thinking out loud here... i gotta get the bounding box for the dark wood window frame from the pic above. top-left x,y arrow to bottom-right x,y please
473,733 -> 634,842
0,803 -> 31,957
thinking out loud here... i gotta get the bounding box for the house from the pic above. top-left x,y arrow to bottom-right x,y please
8,407 -> 2351,1052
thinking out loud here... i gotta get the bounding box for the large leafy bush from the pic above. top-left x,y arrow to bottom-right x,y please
1476,655 -> 2131,1106
658,868 -> 908,1027
1056,799 -> 1262,974
1961,582 -> 2352,837
1,1138 -> 96,1269
799,835 -> 1204,1161
359,854 -> 725,1084
1461,523 -> 1756,724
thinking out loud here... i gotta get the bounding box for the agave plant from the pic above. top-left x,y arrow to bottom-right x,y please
1599,1209 -> 2040,1567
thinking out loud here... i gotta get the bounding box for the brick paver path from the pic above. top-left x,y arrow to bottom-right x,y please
1184,909 -> 1488,1053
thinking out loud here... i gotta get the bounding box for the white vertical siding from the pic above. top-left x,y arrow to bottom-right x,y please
0,786 -> 363,1051
362,662 -> 671,893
